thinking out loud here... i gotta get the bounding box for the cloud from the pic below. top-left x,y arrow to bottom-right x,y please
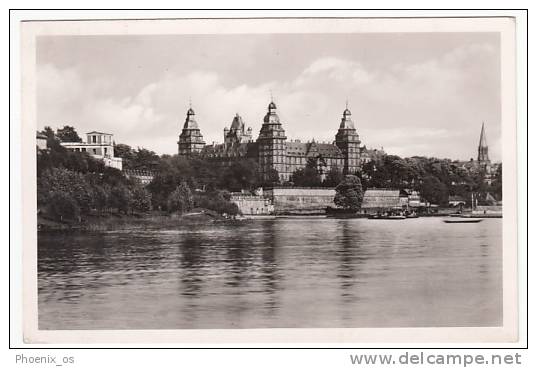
296,57 -> 373,85
37,42 -> 500,161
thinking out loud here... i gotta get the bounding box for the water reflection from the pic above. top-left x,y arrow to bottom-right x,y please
178,232 -> 206,297
38,218 -> 503,329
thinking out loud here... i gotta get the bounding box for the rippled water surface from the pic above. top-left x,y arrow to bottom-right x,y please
38,217 -> 502,329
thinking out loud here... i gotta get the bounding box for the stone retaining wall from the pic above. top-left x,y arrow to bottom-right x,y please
265,187 -> 336,214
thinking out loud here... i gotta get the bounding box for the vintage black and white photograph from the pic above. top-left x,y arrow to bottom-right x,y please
21,17 -> 518,343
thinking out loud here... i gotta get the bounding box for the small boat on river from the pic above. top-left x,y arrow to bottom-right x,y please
368,214 -> 406,220
443,217 -> 483,223
386,215 -> 406,220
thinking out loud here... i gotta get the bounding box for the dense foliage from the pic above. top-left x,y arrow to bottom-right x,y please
286,153 -> 500,206
114,144 -> 161,172
359,155 -> 501,206
37,127 -> 241,221
291,158 -> 322,187
146,155 -> 261,211
334,175 -> 364,211
167,182 -> 194,213
55,125 -> 82,143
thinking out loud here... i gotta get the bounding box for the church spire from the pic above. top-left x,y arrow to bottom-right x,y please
477,122 -> 490,163
478,121 -> 487,149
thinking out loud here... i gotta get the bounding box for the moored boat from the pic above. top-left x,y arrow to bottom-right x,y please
368,214 -> 406,220
443,217 -> 483,223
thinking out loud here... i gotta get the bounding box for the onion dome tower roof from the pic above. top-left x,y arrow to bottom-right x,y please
263,99 -> 281,124
339,106 -> 355,130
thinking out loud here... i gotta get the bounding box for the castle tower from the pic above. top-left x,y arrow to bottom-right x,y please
335,103 -> 361,174
224,113 -> 253,146
477,122 -> 491,173
178,106 -> 205,156
256,100 -> 287,182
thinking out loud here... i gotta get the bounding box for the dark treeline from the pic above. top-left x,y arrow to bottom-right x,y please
359,155 -> 501,206
146,155 -> 263,214
37,132 -> 153,222
291,154 -> 501,206
114,143 -> 161,172
38,125 -> 501,222
37,127 -> 258,222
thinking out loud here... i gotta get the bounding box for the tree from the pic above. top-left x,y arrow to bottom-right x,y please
93,185 -> 109,212
38,167 -> 94,213
47,191 -> 80,221
114,143 -> 134,160
133,148 -> 161,171
99,166 -> 131,187
420,175 -> 449,206
323,166 -> 344,187
490,163 -> 502,200
291,157 -> 321,187
167,181 -> 194,213
218,159 -> 260,192
114,144 -> 161,172
109,185 -> 133,214
148,155 -> 199,209
56,125 -> 82,142
194,190 -> 239,216
131,186 -> 152,213
40,126 -> 56,139
334,175 -> 364,211
39,126 -> 59,150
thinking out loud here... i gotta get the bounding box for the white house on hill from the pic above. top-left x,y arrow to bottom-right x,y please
60,131 -> 123,170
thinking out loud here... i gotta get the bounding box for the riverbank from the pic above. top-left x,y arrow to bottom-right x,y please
37,209 -> 244,232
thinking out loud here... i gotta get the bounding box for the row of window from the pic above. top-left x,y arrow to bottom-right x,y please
71,147 -> 107,155
88,135 -> 112,144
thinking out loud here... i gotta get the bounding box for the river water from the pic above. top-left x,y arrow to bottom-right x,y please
38,217 -> 502,329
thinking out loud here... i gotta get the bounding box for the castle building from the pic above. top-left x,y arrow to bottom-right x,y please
178,100 -> 370,183
60,131 -> 123,170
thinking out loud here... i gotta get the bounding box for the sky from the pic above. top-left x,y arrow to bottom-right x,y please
36,32 -> 502,161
